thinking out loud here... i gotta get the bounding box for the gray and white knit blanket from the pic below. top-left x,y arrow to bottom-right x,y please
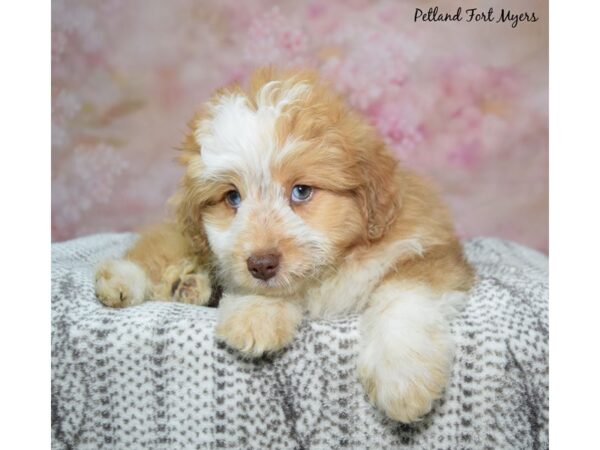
51,233 -> 548,450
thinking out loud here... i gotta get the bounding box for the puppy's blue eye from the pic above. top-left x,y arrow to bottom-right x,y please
291,185 -> 313,203
225,190 -> 241,208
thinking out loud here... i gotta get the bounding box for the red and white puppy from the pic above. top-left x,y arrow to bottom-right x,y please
95,68 -> 474,423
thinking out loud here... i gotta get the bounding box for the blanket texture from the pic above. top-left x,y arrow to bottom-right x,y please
51,234 -> 548,450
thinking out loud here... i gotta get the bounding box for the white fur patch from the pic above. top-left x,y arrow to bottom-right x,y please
360,284 -> 454,368
194,81 -> 309,187
357,282 -> 459,421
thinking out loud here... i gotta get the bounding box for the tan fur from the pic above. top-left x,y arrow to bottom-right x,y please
124,222 -> 193,282
95,222 -> 213,305
94,67 -> 474,423
215,295 -> 303,357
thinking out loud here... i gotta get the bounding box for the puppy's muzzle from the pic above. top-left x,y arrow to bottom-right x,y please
247,253 -> 280,281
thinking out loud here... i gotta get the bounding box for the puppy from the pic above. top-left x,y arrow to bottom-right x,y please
95,67 -> 474,423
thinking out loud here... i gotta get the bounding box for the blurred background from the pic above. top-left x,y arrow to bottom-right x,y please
51,0 -> 548,252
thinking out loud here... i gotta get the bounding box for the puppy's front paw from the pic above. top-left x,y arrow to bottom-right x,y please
172,272 -> 212,305
357,345 -> 451,423
95,259 -> 148,308
216,296 -> 302,357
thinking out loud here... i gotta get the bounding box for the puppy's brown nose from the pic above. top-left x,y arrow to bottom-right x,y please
247,253 -> 280,281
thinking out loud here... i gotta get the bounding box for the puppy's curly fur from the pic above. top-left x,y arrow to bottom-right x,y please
95,67 -> 474,423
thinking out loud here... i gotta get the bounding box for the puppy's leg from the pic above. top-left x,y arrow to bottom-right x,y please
215,294 -> 303,357
357,281 -> 467,423
95,222 -> 206,307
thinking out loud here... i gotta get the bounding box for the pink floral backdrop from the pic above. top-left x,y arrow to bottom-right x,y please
51,0 -> 548,252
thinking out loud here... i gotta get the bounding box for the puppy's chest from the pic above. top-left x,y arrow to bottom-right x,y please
302,238 -> 422,318
303,252 -> 398,319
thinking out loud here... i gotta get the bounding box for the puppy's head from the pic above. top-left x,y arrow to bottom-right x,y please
175,68 -> 400,296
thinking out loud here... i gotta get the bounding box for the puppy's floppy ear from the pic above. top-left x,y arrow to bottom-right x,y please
169,185 -> 209,255
355,138 -> 402,241
169,126 -> 212,261
176,114 -> 203,166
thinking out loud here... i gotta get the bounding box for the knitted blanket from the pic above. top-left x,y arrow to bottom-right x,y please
51,234 -> 548,450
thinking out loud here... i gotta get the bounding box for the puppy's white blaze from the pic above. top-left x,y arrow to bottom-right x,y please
195,81 -> 310,186
196,95 -> 276,184
305,238 -> 425,318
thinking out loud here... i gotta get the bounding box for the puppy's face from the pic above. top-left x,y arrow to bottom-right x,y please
177,70 -> 398,296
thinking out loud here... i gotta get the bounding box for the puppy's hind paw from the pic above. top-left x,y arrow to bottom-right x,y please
172,272 -> 212,305
95,259 -> 148,308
